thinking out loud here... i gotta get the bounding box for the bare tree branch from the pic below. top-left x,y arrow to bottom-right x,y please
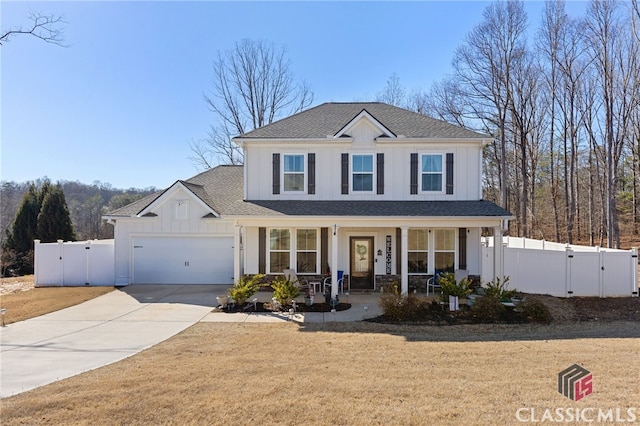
196,39 -> 313,167
0,12 -> 67,47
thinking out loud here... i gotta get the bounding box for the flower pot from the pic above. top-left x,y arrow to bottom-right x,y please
216,295 -> 228,307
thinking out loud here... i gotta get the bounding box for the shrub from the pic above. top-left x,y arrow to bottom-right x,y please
483,276 -> 516,300
471,295 -> 506,322
271,275 -> 301,307
521,300 -> 553,324
438,272 -> 473,300
379,283 -> 427,321
227,274 -> 265,306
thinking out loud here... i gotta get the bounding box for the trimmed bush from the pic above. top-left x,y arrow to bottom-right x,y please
227,274 -> 265,306
271,275 -> 301,307
471,295 -> 506,322
379,284 -> 427,321
522,300 -> 553,324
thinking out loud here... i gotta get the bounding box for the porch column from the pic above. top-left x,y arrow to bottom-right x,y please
331,225 -> 339,299
233,225 -> 242,283
401,226 -> 408,295
493,226 -> 503,282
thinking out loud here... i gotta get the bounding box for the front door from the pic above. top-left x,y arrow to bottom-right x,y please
350,237 -> 374,290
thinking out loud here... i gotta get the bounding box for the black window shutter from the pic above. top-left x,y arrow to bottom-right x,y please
321,227 -> 328,274
410,153 -> 418,194
446,153 -> 454,194
341,153 -> 349,195
258,227 -> 266,274
272,153 -> 280,195
395,228 -> 402,274
458,228 -> 467,270
377,153 -> 384,194
308,153 -> 316,194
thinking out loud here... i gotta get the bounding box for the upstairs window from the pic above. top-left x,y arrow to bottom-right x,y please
421,154 -> 443,192
283,154 -> 305,192
352,154 -> 373,192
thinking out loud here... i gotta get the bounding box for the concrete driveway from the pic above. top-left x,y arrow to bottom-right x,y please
0,285 -> 225,398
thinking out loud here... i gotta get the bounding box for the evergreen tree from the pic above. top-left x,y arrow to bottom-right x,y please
2,181 -> 76,275
5,184 -> 40,253
37,184 -> 76,243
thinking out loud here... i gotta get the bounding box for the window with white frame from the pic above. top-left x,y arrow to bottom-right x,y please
421,154 -> 443,192
352,154 -> 374,192
296,229 -> 317,273
268,228 -> 319,274
283,154 -> 305,192
434,228 -> 455,273
269,229 -> 290,272
408,229 -> 428,274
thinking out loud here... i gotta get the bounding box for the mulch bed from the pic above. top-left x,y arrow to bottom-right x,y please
219,301 -> 351,314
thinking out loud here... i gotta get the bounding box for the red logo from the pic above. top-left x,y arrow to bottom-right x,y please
558,364 -> 593,401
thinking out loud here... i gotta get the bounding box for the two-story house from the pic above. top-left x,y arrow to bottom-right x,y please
104,102 -> 512,296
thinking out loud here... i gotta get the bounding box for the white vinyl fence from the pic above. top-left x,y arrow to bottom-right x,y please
34,239 -> 115,286
482,237 -> 639,298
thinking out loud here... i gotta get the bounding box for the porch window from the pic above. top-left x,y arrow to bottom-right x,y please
421,154 -> 443,192
283,154 -> 305,192
269,229 -> 290,272
352,154 -> 373,192
434,229 -> 455,273
296,229 -> 317,273
408,229 -> 428,274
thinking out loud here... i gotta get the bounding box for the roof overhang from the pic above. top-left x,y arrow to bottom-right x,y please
136,181 -> 219,218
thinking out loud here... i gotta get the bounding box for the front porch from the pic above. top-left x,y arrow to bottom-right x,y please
233,219 -> 508,298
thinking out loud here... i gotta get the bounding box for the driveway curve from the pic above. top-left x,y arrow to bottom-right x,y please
0,285 -> 222,398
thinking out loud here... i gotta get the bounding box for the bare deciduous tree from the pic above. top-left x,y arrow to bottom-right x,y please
191,39 -> 313,167
376,73 -> 406,107
0,12 -> 66,46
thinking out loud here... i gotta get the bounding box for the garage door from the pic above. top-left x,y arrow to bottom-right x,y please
132,237 -> 234,284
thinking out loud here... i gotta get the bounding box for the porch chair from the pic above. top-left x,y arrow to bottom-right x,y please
426,270 -> 445,296
323,270 -> 345,293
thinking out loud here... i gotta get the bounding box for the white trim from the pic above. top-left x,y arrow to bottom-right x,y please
350,153 -> 376,194
334,110 -> 396,138
281,153 -> 307,193
137,181 -> 219,218
266,227 -> 321,275
419,153 -> 445,194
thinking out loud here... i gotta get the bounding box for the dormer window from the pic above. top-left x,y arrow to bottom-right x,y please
352,154 -> 374,192
283,154 -> 305,192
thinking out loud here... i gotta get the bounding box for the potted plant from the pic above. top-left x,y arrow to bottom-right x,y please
438,272 -> 472,310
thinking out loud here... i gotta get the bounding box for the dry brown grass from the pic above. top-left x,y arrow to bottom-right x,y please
0,276 -> 113,324
2,321 -> 638,425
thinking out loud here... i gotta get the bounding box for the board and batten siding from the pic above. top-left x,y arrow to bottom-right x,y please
244,142 -> 483,201
112,187 -> 234,285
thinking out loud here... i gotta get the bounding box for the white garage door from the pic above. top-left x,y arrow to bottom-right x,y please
132,237 -> 234,284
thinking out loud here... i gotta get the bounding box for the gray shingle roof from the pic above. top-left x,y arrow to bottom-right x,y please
224,199 -> 512,218
105,165 -> 511,219
104,165 -> 243,217
234,102 -> 488,140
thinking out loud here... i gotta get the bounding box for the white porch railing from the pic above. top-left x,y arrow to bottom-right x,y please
34,239 -> 115,286
481,237 -> 639,298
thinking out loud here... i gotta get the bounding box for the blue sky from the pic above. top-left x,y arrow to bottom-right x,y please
1,1 -> 588,190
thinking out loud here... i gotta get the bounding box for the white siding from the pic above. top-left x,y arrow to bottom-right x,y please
244,125 -> 483,201
112,187 -> 234,285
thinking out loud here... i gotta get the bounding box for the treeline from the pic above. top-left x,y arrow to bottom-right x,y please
379,0 -> 640,248
1,178 -> 156,275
